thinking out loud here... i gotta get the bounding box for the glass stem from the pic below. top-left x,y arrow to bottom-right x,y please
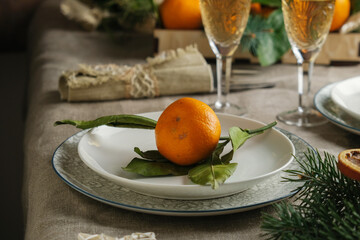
216,56 -> 232,106
297,60 -> 314,113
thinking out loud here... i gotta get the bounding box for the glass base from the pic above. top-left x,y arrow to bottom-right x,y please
276,107 -> 327,127
210,101 -> 246,116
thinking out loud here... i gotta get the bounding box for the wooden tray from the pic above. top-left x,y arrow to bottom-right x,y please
154,29 -> 360,65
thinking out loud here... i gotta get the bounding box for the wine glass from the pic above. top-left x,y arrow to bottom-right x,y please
277,0 -> 335,127
200,0 -> 251,115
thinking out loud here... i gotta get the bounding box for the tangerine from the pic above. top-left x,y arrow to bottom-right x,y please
330,0 -> 351,32
159,0 -> 202,29
250,3 -> 275,18
338,149 -> 360,181
250,3 -> 262,15
259,7 -> 276,18
155,97 -> 221,166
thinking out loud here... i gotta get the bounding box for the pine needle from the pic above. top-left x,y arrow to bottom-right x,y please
261,149 -> 360,240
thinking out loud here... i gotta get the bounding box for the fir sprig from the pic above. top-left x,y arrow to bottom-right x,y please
261,150 -> 360,240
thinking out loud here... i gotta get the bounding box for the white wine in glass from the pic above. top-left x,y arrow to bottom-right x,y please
200,0 -> 251,115
277,0 -> 335,127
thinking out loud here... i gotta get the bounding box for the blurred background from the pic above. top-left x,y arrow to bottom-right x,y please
0,0 -> 45,51
0,0 -> 44,239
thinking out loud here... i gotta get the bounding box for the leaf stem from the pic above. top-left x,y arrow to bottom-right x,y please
242,121 -> 277,134
220,121 -> 277,141
54,114 -> 157,130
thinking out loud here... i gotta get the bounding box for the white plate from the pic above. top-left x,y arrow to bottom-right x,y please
77,112 -> 295,200
52,128 -> 310,216
315,82 -> 360,135
331,76 -> 360,120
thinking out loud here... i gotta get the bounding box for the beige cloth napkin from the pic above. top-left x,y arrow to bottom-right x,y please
78,232 -> 156,240
59,45 -> 214,102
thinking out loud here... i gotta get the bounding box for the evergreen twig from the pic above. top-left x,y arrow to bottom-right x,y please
261,149 -> 360,240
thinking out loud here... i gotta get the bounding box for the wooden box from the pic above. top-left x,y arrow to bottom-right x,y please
153,29 -> 360,65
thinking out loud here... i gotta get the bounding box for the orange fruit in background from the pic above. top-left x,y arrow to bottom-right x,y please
155,97 -> 221,166
330,0 -> 351,32
159,0 -> 202,29
250,3 -> 275,18
250,3 -> 262,15
338,149 -> 360,181
259,7 -> 276,18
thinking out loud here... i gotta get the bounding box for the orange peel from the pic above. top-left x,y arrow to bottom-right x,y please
337,149 -> 360,181
329,0 -> 351,32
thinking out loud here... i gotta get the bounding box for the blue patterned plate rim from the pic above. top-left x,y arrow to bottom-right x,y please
314,82 -> 360,134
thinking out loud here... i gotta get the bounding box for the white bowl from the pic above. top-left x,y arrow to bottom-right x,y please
78,112 -> 295,200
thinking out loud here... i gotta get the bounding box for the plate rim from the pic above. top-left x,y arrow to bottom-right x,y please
52,125 -> 313,216
314,82 -> 360,135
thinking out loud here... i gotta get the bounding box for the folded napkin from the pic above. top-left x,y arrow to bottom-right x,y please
78,232 -> 156,240
59,46 -> 213,102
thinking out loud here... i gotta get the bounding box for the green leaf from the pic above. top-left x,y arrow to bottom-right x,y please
222,122 -> 277,165
241,9 -> 290,66
220,150 -> 234,164
133,147 -> 168,162
188,163 -> 238,189
229,127 -> 250,150
351,0 -> 360,14
123,158 -> 191,177
257,10 -> 290,66
54,114 -> 157,130
228,126 -> 264,151
211,139 -> 230,165
240,121 -> 277,134
256,33 -> 278,66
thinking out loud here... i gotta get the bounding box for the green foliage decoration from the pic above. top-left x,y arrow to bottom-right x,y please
261,150 -> 360,240
82,0 -> 158,30
241,9 -> 290,66
351,0 -> 360,13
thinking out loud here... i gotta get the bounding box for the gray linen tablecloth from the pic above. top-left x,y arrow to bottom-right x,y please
24,0 -> 360,239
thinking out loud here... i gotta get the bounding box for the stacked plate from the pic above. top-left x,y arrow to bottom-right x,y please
315,76 -> 360,135
53,112 -> 311,216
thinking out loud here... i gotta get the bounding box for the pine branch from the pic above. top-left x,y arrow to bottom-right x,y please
261,149 -> 360,240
